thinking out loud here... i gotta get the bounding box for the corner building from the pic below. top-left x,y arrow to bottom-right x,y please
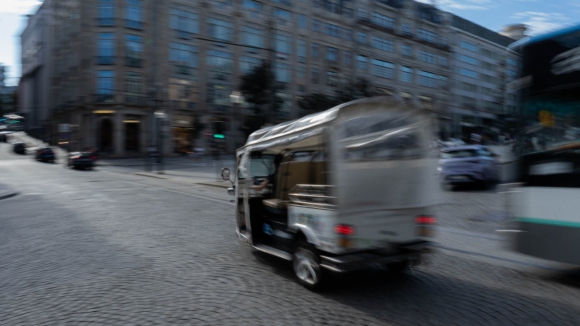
25,0 -> 513,156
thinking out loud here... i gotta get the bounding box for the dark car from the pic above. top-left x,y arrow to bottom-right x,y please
13,142 -> 26,154
439,145 -> 499,189
35,147 -> 56,162
66,152 -> 97,169
0,131 -> 12,142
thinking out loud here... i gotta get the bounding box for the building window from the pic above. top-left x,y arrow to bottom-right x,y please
327,47 -> 338,61
418,29 -> 439,44
126,34 -> 143,67
419,51 -> 437,64
419,71 -> 447,88
372,59 -> 394,79
97,33 -> 115,65
507,58 -> 518,67
240,56 -> 262,74
275,34 -> 292,54
459,68 -> 478,79
274,8 -> 291,23
357,32 -> 367,44
324,0 -> 340,14
207,50 -> 233,74
125,0 -> 143,29
326,23 -> 341,38
311,43 -> 319,58
206,83 -> 231,106
460,54 -> 478,65
371,12 -> 394,29
507,69 -> 517,78
125,72 -> 143,102
98,0 -> 115,26
243,0 -> 263,12
298,40 -> 307,63
313,0 -> 322,8
298,14 -> 307,29
208,18 -> 233,41
460,40 -> 478,52
312,19 -> 321,32
357,55 -> 367,71
401,45 -> 412,56
170,43 -> 198,71
326,71 -> 339,87
357,8 -> 368,19
297,66 -> 306,78
242,26 -> 265,48
461,82 -> 478,92
275,63 -> 292,83
462,96 -> 478,107
481,48 -> 499,59
401,24 -> 412,36
371,37 -> 394,52
215,0 -> 234,9
311,68 -> 319,84
96,71 -> 115,101
481,61 -> 496,71
481,86 -> 494,96
273,0 -> 293,5
400,66 -> 413,83
344,51 -> 352,65
170,9 -> 199,38
439,56 -> 448,67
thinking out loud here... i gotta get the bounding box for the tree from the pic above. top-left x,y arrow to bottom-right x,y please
298,93 -> 338,116
334,77 -> 374,103
298,78 -> 375,117
239,62 -> 285,137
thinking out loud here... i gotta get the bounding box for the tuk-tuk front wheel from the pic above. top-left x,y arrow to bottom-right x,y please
293,245 -> 323,290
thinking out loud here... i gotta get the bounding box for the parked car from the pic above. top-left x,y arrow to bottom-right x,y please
439,145 -> 499,189
35,147 -> 56,163
66,152 -> 97,169
13,142 -> 26,154
0,131 -> 12,142
442,138 -> 466,147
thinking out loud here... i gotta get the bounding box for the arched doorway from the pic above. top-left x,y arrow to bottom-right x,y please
100,119 -> 113,152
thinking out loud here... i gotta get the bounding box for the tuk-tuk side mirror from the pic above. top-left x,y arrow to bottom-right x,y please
221,168 -> 231,181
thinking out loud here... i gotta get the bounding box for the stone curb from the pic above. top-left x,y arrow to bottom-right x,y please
0,187 -> 18,201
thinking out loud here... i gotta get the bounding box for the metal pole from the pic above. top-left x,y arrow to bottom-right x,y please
267,19 -> 276,126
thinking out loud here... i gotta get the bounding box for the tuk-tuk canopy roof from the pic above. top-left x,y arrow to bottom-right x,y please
243,96 -> 418,151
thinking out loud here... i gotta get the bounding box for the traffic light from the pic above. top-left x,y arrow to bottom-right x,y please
213,134 -> 225,139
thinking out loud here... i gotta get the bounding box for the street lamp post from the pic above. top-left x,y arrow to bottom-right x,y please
230,91 -> 244,151
155,110 -> 166,174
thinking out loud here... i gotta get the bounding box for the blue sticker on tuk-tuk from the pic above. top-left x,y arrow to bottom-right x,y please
263,224 -> 273,235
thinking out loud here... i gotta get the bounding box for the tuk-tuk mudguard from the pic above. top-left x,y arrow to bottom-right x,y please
291,223 -> 320,247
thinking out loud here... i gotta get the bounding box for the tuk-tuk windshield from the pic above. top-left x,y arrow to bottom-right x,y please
239,154 -> 275,179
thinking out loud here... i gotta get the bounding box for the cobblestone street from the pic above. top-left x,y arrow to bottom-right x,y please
1,143 -> 580,325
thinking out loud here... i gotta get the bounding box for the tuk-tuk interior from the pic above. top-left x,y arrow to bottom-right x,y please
242,136 -> 331,251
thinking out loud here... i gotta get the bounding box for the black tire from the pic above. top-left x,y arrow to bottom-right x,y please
293,242 -> 324,290
386,259 -> 411,273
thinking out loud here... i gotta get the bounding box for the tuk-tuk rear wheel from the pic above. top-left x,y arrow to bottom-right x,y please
293,244 -> 323,290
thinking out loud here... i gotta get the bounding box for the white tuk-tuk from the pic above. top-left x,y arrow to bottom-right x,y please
221,96 -> 440,289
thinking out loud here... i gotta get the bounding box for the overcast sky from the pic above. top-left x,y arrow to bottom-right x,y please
1,0 -> 579,86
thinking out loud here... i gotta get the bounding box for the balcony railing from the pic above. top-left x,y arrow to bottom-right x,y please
97,17 -> 115,26
125,95 -> 147,105
126,56 -> 143,67
176,30 -> 194,40
97,56 -> 115,65
125,19 -> 143,29
95,94 -> 115,103
176,65 -> 193,75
